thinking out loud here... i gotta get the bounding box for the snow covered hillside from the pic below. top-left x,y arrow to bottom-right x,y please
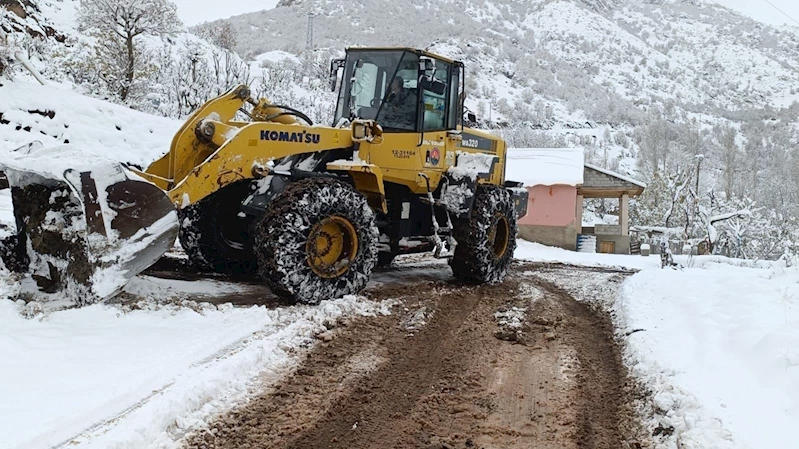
217,0 -> 799,123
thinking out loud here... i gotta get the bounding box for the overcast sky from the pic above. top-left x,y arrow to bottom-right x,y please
713,0 -> 799,26
172,0 -> 280,26
171,0 -> 799,28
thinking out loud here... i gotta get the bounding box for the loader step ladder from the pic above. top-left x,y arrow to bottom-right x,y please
419,174 -> 457,259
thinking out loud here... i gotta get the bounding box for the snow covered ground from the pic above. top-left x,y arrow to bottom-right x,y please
516,240 -> 660,270
0,294 -> 394,449
620,266 -> 798,449
518,241 -> 797,449
1,233 -> 795,448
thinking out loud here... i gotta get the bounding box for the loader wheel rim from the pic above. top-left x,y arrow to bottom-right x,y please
307,216 -> 358,278
490,213 -> 510,260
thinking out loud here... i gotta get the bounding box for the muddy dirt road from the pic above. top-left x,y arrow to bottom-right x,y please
180,263 -> 647,449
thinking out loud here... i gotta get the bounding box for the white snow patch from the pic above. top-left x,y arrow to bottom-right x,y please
253,50 -> 302,64
585,162 -> 646,188
494,307 -> 527,329
516,240 -> 782,272
123,276 -> 243,298
516,240 -> 659,271
0,80 -> 179,167
0,295 -> 394,449
441,181 -> 474,214
619,264 -> 799,449
448,151 -> 497,181
0,189 -> 14,234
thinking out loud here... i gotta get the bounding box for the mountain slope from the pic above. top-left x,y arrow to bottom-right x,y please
214,0 -> 799,125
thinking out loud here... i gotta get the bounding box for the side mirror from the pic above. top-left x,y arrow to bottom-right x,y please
329,58 -> 345,92
419,75 -> 447,95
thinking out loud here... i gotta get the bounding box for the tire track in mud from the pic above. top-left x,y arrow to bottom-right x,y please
141,254 -> 453,307
183,266 -> 648,449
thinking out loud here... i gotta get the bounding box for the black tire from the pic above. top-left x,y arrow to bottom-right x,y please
178,181 -> 258,275
450,185 -> 517,284
255,177 -> 378,304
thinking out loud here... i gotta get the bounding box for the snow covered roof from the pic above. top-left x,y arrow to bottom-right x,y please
584,163 -> 647,188
505,148 -> 585,187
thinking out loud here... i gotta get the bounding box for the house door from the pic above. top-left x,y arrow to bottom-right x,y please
600,241 -> 615,254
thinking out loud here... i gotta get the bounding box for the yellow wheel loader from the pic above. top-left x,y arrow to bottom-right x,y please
0,47 -> 529,304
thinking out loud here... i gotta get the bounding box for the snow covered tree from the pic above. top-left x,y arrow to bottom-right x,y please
636,115 -> 672,176
713,125 -> 740,200
0,22 -> 12,78
77,0 -> 181,101
193,22 -> 236,51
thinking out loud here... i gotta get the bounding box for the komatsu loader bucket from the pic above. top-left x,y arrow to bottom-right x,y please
0,144 -> 179,302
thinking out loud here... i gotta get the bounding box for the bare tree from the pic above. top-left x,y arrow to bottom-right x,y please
636,115 -> 670,176
194,22 -> 237,51
715,125 -> 739,200
78,0 -> 181,101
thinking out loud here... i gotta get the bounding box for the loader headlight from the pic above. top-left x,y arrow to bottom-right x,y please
352,123 -> 366,140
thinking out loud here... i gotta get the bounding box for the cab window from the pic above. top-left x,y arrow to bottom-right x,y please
376,53 -> 419,132
422,60 -> 450,132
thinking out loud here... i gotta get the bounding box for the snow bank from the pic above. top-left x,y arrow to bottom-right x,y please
0,80 -> 180,167
505,148 -> 585,186
515,240 -> 780,272
0,189 -> 13,233
0,295 -> 395,449
619,265 -> 799,449
448,151 -> 497,181
253,50 -> 301,64
515,240 -> 660,271
0,144 -> 129,184
123,276 -> 244,298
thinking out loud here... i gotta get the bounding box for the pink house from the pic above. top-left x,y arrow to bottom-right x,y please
506,148 -> 584,250
506,149 -> 646,253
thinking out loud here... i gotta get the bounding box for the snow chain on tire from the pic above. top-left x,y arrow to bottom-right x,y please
255,177 -> 379,304
0,232 -> 26,273
178,181 -> 258,275
450,185 -> 518,284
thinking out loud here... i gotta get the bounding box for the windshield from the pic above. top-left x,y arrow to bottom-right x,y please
334,50 -> 420,132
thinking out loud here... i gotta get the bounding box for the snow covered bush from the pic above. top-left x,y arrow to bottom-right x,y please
0,28 -> 12,78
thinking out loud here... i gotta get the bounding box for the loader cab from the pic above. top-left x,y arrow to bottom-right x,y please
332,48 -> 464,133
